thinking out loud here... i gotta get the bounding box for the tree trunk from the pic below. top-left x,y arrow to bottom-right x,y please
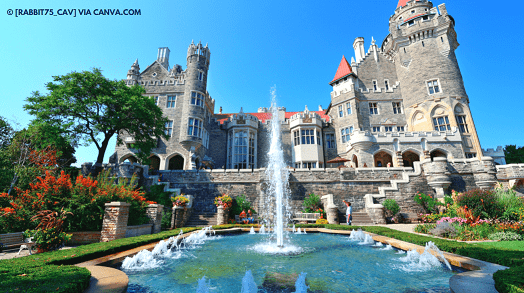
91,136 -> 111,178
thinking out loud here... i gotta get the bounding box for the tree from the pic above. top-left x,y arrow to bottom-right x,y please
504,145 -> 524,164
24,68 -> 168,174
0,116 -> 14,149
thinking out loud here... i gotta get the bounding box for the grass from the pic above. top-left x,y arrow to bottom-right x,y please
475,241 -> 524,251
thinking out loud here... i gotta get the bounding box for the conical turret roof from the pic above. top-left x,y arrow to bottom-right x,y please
397,0 -> 420,8
330,55 -> 354,85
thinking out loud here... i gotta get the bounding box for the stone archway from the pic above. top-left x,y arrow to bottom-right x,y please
402,151 -> 420,167
168,155 -> 184,170
430,149 -> 447,161
374,151 -> 393,167
120,154 -> 138,163
149,155 -> 161,171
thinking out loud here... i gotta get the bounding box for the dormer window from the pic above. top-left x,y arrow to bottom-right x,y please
422,15 -> 429,21
408,20 -> 415,26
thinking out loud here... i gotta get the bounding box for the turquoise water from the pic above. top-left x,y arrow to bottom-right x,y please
124,233 -> 456,293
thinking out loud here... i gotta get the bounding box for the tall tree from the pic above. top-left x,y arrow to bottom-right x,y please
504,145 -> 524,164
24,68 -> 168,174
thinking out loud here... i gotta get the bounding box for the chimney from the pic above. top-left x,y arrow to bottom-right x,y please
157,47 -> 170,69
219,106 -> 222,114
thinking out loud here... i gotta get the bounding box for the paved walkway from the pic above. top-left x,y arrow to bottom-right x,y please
0,245 -> 75,260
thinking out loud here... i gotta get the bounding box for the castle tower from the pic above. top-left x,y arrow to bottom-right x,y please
178,41 -> 211,148
382,0 -> 482,157
126,59 -> 140,85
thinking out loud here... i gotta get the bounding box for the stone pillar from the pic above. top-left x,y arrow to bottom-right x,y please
423,157 -> 451,199
217,206 -> 229,225
321,194 -> 339,224
100,202 -> 130,242
395,151 -> 404,167
171,206 -> 185,229
473,157 -> 498,190
146,204 -> 164,234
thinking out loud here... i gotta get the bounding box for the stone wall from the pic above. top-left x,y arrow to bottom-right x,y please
68,231 -> 101,245
125,224 -> 153,238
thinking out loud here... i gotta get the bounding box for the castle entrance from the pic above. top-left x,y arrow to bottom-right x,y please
149,155 -> 160,171
402,151 -> 420,167
168,155 -> 184,170
374,151 -> 393,167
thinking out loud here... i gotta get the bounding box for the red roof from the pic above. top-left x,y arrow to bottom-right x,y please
330,56 -> 353,84
214,111 -> 330,124
403,13 -> 425,22
397,0 -> 420,8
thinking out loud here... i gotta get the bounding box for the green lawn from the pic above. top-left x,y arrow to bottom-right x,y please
475,241 -> 524,251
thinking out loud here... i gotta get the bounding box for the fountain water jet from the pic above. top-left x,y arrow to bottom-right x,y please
263,87 -> 291,248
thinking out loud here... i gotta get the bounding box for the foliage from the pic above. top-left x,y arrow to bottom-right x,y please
494,186 -> 524,222
144,184 -> 172,207
419,213 -> 445,223
0,116 -> 14,149
456,188 -> 503,219
302,193 -> 321,213
0,169 -> 153,234
229,194 -> 256,219
414,223 -> 435,234
494,265 -> 524,293
172,195 -> 189,207
316,218 -> 328,224
214,194 -> 233,209
23,68 -> 169,171
429,222 -> 456,238
0,227 -> 198,293
504,145 -> 524,164
161,209 -> 172,230
382,199 -> 400,217
489,231 -> 523,241
0,242 -> 4,253
25,209 -> 73,252
413,192 -> 442,214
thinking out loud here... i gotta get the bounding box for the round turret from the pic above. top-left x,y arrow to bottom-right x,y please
383,0 -> 467,109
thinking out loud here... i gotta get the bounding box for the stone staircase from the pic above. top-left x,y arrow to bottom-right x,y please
184,212 -> 217,227
339,212 -> 374,226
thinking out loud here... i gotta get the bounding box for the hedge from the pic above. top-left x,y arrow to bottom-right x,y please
0,227 -> 198,293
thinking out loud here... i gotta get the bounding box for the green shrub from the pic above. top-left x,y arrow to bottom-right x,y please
456,189 -> 503,219
303,193 -> 321,213
414,223 -> 435,234
489,231 -> 523,241
145,184 -> 173,207
229,194 -> 256,219
383,199 -> 400,217
494,266 -> 524,293
413,192 -> 442,214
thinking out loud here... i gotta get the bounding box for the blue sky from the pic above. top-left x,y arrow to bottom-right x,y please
1,0 -> 523,166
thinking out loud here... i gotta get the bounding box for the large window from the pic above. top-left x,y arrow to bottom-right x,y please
427,79 -> 441,94
187,118 -> 202,137
341,126 -> 352,143
384,126 -> 393,132
293,130 -> 300,146
456,115 -> 469,133
433,116 -> 451,131
191,91 -> 204,107
346,102 -> 352,115
369,103 -> 378,115
301,129 -> 314,145
166,95 -> 176,108
165,121 -> 173,136
392,102 -> 402,114
397,126 -> 405,132
229,130 -> 256,169
372,126 -> 380,132
326,133 -> 336,148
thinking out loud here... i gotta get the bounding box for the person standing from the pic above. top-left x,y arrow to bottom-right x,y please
343,200 -> 352,225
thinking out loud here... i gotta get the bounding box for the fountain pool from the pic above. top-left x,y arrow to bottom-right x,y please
123,232 -> 458,292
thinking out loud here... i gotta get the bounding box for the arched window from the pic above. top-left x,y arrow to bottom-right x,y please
430,150 -> 447,161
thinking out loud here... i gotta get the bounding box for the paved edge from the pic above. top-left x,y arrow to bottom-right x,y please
76,227 -> 508,293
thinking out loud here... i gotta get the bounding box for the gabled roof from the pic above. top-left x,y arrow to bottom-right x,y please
330,56 -> 354,85
140,60 -> 170,77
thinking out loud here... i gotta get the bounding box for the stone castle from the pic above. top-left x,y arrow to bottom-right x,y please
84,0 -> 521,225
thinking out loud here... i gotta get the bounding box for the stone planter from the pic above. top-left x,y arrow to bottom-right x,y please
217,205 -> 229,225
171,206 -> 186,229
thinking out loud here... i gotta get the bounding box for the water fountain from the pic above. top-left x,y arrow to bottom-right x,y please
120,91 -> 457,292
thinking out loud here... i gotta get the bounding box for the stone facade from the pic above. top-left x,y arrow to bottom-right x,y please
100,202 -> 130,242
111,0 -> 503,172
